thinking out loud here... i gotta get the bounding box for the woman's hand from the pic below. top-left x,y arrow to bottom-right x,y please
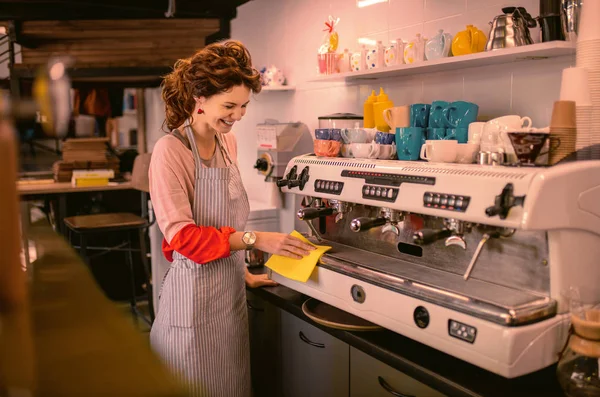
254,232 -> 315,259
245,271 -> 278,288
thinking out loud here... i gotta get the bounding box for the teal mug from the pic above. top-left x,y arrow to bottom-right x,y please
444,127 -> 468,143
426,127 -> 446,140
428,100 -> 449,128
395,127 -> 425,161
442,101 -> 479,128
410,104 -> 431,128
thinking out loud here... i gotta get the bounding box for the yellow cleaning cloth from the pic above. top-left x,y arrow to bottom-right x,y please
265,231 -> 331,283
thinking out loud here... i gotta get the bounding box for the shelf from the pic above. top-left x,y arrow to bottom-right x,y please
261,85 -> 296,92
308,41 -> 576,83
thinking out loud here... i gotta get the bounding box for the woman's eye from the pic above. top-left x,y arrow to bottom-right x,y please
224,105 -> 234,109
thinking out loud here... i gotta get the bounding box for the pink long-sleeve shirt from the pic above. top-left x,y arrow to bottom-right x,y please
149,131 -> 239,264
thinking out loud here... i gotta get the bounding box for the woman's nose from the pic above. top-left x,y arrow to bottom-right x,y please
232,108 -> 243,121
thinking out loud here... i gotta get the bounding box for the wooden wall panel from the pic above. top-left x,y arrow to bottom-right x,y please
17,18 -> 217,67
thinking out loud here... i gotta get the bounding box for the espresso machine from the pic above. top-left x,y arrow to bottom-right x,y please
270,155 -> 600,378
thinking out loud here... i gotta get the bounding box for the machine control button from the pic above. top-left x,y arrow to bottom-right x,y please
387,189 -> 394,199
433,195 -> 441,205
370,187 -> 376,196
325,182 -> 330,190
334,183 -> 340,191
448,197 -> 456,207
316,181 -> 322,189
363,186 -> 370,195
376,188 -> 381,197
441,196 -> 448,206
351,285 -> 366,303
448,320 -> 477,343
456,199 -> 464,208
413,306 -> 430,329
424,194 -> 433,204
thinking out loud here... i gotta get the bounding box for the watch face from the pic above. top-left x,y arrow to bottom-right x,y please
243,232 -> 256,245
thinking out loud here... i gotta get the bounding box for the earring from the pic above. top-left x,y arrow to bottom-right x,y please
197,108 -> 204,114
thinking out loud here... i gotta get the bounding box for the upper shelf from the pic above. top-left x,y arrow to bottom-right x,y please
261,85 -> 296,92
308,41 -> 576,83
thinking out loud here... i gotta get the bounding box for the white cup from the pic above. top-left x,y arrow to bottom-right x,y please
488,115 -> 532,129
383,106 -> 410,131
420,140 -> 457,162
560,67 -> 592,106
456,143 -> 480,164
349,142 -> 379,159
468,122 -> 485,144
376,143 -> 397,159
341,144 -> 354,157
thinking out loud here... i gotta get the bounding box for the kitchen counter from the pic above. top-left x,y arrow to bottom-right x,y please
247,267 -> 565,397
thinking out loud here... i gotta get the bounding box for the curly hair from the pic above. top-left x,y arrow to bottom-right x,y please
161,40 -> 262,131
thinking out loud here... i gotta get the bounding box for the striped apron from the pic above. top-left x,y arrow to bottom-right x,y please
150,120 -> 251,397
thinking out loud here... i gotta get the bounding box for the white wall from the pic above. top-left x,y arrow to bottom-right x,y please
230,0 -> 575,233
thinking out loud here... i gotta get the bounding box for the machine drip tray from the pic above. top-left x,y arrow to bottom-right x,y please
310,238 -> 557,326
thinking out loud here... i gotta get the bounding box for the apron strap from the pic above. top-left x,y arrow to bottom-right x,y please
170,128 -> 192,150
183,119 -> 234,167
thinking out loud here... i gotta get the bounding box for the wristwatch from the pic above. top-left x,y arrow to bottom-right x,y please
242,231 -> 257,250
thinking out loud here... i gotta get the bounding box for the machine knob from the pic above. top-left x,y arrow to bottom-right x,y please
350,217 -> 387,233
413,228 -> 452,245
287,179 -> 302,188
297,207 -> 335,221
254,158 -> 269,172
276,179 -> 289,188
485,183 -> 525,220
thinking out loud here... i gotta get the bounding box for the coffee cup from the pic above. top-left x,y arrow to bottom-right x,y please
375,131 -> 396,145
395,127 -> 425,161
442,101 -> 479,128
455,143 -> 479,164
410,104 -> 431,128
341,128 -> 369,144
426,127 -> 446,140
444,127 -> 469,143
349,142 -> 379,159
383,106 -> 410,131
314,140 -> 341,157
376,143 -> 397,159
428,100 -> 449,128
315,128 -> 331,140
468,122 -> 485,143
420,140 -> 458,162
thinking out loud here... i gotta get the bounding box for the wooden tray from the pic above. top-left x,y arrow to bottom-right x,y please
301,298 -> 382,332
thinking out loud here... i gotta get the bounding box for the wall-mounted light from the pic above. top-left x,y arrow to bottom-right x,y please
357,0 -> 388,8
358,37 -> 377,46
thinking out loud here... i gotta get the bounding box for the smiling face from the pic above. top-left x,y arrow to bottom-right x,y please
196,85 -> 251,134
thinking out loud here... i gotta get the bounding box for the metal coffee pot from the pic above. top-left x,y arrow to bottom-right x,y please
486,7 -> 537,51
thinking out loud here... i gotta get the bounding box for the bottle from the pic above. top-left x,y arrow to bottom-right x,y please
373,87 -> 394,132
363,90 -> 377,129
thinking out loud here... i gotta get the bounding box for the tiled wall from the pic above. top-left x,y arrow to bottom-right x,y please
231,0 -> 575,232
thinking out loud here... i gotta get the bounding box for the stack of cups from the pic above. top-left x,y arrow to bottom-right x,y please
559,67 -> 592,159
576,0 -> 600,159
549,101 -> 577,165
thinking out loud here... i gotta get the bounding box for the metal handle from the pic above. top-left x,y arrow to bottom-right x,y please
304,220 -> 324,242
413,228 -> 452,245
349,217 -> 387,232
297,207 -> 334,221
246,300 -> 264,312
378,376 -> 415,397
298,331 -> 325,348
463,234 -> 491,280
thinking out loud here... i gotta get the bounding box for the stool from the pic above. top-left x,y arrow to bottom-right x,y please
63,154 -> 155,325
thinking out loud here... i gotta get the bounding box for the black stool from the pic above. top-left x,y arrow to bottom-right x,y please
64,154 -> 155,325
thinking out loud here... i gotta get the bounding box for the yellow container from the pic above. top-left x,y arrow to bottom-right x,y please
363,90 -> 377,128
373,87 -> 394,132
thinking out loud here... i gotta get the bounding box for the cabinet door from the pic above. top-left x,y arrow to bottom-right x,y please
247,291 -> 282,397
350,347 -> 446,397
280,311 -> 349,397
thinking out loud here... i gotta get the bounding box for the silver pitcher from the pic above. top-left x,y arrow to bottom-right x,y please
486,7 -> 537,51
561,0 -> 583,41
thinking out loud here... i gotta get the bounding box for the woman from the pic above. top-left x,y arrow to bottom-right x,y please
148,40 -> 314,397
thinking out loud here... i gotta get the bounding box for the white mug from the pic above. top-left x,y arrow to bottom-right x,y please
467,122 -> 485,144
376,143 -> 397,159
349,142 -> 379,159
420,140 -> 458,162
455,143 -> 480,164
383,106 -> 410,131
